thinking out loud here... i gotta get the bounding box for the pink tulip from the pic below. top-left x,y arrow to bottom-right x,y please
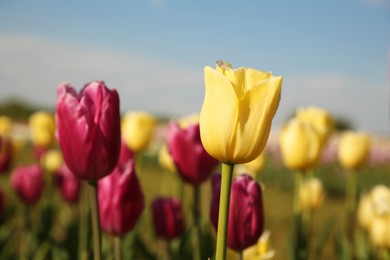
11,164 -> 44,205
54,164 -> 81,203
167,123 -> 218,185
210,174 -> 264,252
98,161 -> 144,236
118,138 -> 134,168
0,136 -> 12,174
56,81 -> 121,181
152,197 -> 185,240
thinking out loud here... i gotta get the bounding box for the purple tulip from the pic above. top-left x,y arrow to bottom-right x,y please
98,161 -> 144,236
167,123 -> 218,185
54,164 -> 81,203
11,164 -> 44,205
56,81 -> 121,181
152,197 -> 185,240
210,174 -> 264,252
0,136 -> 12,174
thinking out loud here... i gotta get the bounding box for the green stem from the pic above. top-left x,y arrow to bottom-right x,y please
87,181 -> 102,260
238,251 -> 243,260
114,236 -> 122,260
293,171 -> 307,260
215,162 -> 235,260
193,185 -> 201,260
346,170 -> 357,240
79,183 -> 90,260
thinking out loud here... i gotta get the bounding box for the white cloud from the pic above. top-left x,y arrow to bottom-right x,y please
361,0 -> 390,8
0,33 -> 203,116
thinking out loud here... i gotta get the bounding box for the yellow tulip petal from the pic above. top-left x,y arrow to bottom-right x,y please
245,68 -> 273,89
200,66 -> 239,162
224,67 -> 246,97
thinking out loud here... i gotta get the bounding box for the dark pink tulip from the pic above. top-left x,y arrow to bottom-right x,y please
56,81 -> 121,181
167,123 -> 218,185
152,197 -> 184,240
0,136 -> 13,174
0,188 -> 4,217
118,138 -> 134,168
210,174 -> 264,252
98,161 -> 144,236
11,164 -> 44,205
54,164 -> 81,203
33,145 -> 48,161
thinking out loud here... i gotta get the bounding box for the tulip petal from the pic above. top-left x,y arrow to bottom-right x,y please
245,68 -> 273,90
233,76 -> 282,163
200,66 -> 239,163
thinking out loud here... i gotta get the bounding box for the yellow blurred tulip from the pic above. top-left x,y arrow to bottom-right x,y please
237,153 -> 265,179
0,116 -> 12,137
121,111 -> 156,153
338,131 -> 370,170
243,231 -> 275,260
178,113 -> 199,129
357,194 -> 374,230
299,177 -> 325,211
29,111 -> 56,148
369,215 -> 390,249
296,106 -> 334,146
41,149 -> 63,173
158,145 -> 176,173
200,60 -> 282,164
279,118 -> 321,171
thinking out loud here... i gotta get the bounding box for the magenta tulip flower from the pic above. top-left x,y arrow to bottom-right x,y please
118,138 -> 134,168
167,123 -> 218,185
11,164 -> 44,205
152,197 -> 185,240
210,174 -> 264,252
55,81 -> 121,181
98,161 -> 144,236
54,164 -> 81,203
0,136 -> 13,174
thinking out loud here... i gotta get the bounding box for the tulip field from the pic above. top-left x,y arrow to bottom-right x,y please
0,64 -> 390,260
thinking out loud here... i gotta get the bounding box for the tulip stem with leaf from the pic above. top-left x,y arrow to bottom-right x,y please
79,184 -> 90,260
215,162 -> 235,260
193,185 -> 201,260
114,236 -> 122,260
87,181 -> 102,260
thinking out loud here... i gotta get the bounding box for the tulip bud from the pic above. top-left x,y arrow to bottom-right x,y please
279,118 -> 321,171
29,111 -> 56,149
338,131 -> 370,170
167,123 -> 218,185
370,185 -> 390,216
200,62 -> 282,164
152,197 -> 185,240
295,107 -> 334,146
369,215 -> 390,248
0,116 -> 12,138
121,111 -> 156,153
99,161 -> 144,236
0,136 -> 13,174
237,153 -> 265,179
56,81 -> 121,181
54,164 -> 81,203
357,194 -> 374,230
299,177 -> 325,211
211,174 -> 264,252
158,145 -> 176,173
117,138 -> 134,168
178,113 -> 199,129
243,230 -> 275,260
41,149 -> 63,173
11,164 -> 44,205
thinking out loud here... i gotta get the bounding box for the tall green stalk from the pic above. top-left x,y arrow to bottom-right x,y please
87,181 -> 102,260
215,162 -> 235,260
293,171 -> 308,260
346,170 -> 357,240
193,185 -> 201,260
114,236 -> 122,260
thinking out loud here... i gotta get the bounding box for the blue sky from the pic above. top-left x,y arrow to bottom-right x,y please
0,0 -> 389,133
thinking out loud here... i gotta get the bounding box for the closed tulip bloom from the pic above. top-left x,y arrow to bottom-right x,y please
369,215 -> 390,248
158,145 -> 176,173
41,149 -> 63,173
167,123 -> 218,184
54,164 -> 81,203
211,174 -> 264,252
178,113 -> 199,129
118,138 -> 134,168
279,118 -> 321,171
357,194 -> 374,230
11,164 -> 44,205
56,81 -> 121,181
338,131 -> 370,170
238,153 -> 266,179
299,177 -> 325,211
152,197 -> 185,240
0,116 -> 12,138
29,111 -> 56,149
200,61 -> 282,164
122,111 -> 156,153
296,107 -> 334,146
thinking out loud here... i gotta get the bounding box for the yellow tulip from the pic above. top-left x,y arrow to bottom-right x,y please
369,215 -> 390,248
237,153 -> 265,179
338,131 -> 370,170
295,106 -> 334,146
158,145 -> 176,173
29,111 -> 56,148
357,194 -> 374,230
279,118 -> 321,171
243,230 -> 275,260
200,61 -> 282,164
41,149 -> 63,173
178,113 -> 199,129
370,185 -> 390,216
122,111 -> 156,153
299,177 -> 325,211
0,116 -> 12,137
